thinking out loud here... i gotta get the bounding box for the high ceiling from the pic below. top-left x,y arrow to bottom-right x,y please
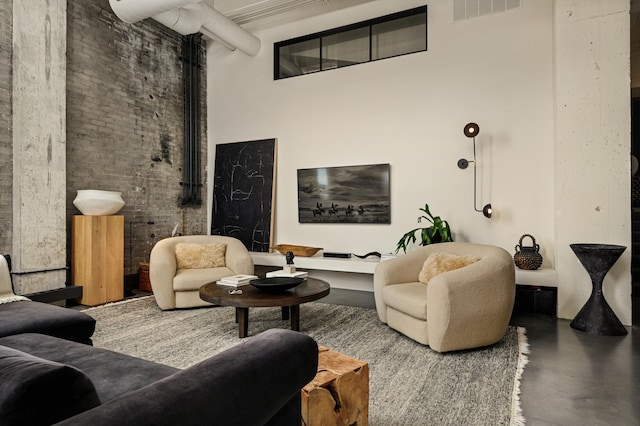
205,0 -> 375,30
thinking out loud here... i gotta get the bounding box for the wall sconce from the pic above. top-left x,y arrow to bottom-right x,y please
457,122 -> 493,219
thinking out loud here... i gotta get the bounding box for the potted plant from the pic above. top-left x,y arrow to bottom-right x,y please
395,203 -> 453,253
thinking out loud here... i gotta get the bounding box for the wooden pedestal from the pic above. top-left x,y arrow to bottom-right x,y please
72,215 -> 124,306
302,346 -> 369,426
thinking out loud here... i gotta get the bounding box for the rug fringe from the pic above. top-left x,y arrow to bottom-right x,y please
510,326 -> 530,426
83,295 -> 154,311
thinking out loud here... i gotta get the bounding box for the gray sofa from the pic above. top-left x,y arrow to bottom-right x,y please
0,300 -> 96,344
0,254 -> 318,425
0,254 -> 96,344
0,328 -> 318,425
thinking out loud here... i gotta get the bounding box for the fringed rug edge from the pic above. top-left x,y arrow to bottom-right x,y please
83,295 -> 154,311
510,326 -> 530,425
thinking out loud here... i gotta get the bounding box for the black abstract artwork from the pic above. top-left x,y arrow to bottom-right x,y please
298,163 -> 390,224
211,139 -> 276,252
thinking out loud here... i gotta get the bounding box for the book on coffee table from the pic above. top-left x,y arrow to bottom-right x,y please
217,274 -> 258,287
266,270 -> 308,279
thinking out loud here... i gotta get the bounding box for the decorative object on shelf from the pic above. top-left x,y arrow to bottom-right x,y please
73,190 -> 125,216
250,277 -> 305,292
284,251 -> 296,274
271,244 -> 322,257
285,251 -> 295,265
297,163 -> 390,224
513,234 -> 543,270
395,203 -> 453,254
457,122 -> 492,218
324,252 -> 352,258
353,252 -> 381,259
569,243 -> 627,336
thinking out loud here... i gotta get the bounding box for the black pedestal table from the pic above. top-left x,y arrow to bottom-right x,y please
569,243 -> 627,336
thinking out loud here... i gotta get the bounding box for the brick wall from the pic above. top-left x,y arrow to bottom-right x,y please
0,1 -> 12,253
66,0 -> 208,275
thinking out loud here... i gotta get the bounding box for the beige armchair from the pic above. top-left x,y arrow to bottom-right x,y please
149,235 -> 254,310
0,255 -> 28,303
374,242 -> 515,353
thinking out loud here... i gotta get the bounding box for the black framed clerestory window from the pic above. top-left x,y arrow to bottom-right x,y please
274,5 -> 427,80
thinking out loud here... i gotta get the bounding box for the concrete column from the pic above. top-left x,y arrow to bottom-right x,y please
553,0 -> 631,324
12,1 -> 67,294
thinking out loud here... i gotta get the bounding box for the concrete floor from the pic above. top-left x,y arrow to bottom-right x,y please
321,288 -> 640,426
511,312 -> 640,426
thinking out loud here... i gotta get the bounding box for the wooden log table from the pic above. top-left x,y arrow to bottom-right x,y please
302,346 -> 369,426
199,278 -> 330,338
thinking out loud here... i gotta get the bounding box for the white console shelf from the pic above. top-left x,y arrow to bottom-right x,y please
250,252 -> 558,287
514,268 -> 558,287
250,252 -> 379,274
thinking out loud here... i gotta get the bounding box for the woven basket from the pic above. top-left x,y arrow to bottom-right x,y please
513,234 -> 543,270
138,263 -> 152,292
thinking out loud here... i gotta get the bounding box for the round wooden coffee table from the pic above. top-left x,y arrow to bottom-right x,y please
199,278 -> 330,338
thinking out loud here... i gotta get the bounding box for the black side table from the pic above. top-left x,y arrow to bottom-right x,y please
569,243 -> 627,336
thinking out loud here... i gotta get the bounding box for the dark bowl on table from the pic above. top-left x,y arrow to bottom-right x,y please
250,277 -> 305,292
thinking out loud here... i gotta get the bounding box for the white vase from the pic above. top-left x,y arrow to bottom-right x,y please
73,190 -> 125,216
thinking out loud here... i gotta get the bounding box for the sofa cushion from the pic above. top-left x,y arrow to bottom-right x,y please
0,333 -> 179,404
175,243 -> 226,269
0,345 -> 101,425
0,300 -> 95,344
173,267 -> 236,291
383,282 -> 428,320
418,251 -> 478,284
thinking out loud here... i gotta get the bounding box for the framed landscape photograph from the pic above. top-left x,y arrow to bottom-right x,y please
297,163 -> 390,224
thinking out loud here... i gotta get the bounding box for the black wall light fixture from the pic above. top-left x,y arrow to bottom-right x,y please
457,122 -> 493,218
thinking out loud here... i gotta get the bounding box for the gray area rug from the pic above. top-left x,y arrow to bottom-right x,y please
86,296 -> 528,425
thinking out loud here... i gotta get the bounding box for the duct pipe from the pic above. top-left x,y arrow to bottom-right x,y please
108,0 -> 260,56
153,4 -> 260,56
152,8 -> 236,51
109,0 -> 201,23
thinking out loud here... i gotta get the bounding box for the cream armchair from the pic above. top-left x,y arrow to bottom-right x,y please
374,242 -> 515,353
0,255 -> 28,303
149,235 -> 254,310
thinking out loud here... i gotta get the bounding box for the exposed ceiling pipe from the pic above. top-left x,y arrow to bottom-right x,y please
108,0 -> 261,56
108,0 -> 201,23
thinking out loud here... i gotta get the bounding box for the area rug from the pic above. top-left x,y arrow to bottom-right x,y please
86,296 -> 529,425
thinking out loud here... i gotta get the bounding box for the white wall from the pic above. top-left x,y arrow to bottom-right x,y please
207,0 -> 632,324
208,0 -> 554,252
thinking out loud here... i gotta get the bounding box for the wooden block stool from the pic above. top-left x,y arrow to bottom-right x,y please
302,346 -> 369,426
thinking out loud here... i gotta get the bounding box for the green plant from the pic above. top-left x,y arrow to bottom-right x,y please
395,203 -> 453,253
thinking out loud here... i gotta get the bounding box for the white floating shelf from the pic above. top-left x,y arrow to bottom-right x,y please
514,268 -> 558,287
250,252 -> 379,274
250,252 -> 558,287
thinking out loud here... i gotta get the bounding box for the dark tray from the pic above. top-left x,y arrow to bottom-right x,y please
250,277 -> 305,292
